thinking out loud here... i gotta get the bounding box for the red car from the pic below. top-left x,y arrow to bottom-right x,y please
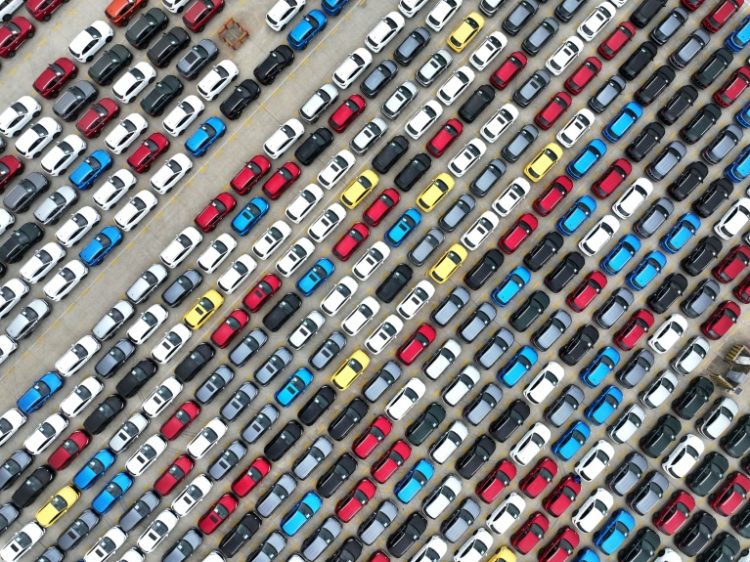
368,553 -> 390,562
182,0 -> 224,32
653,490 -> 695,535
533,176 -> 573,216
566,271 -> 607,312
127,132 -> 170,173
703,0 -> 742,32
0,16 -> 34,58
426,118 -> 463,157
211,309 -> 250,348
363,188 -> 399,227
371,440 -> 411,483
591,159 -> 632,198
597,22 -> 637,60
76,98 -> 120,138
328,94 -> 366,133
0,155 -> 24,191
476,459 -> 517,503
243,274 -> 282,312
33,57 -> 77,98
534,92 -> 572,130
25,0 -> 64,20
613,308 -> 654,351
709,471 -> 750,516
332,222 -> 369,261
520,457 -> 558,499
564,57 -> 602,95
682,0 -> 707,10
198,493 -> 237,534
714,66 -> 750,107
262,161 -> 301,200
713,244 -> 750,283
105,0 -> 147,25
160,401 -> 201,440
230,154 -> 272,195
154,454 -> 194,496
231,456 -> 272,497
397,323 -> 436,365
538,526 -> 579,562
542,474 -> 581,517
194,191 -> 237,232
734,271 -> 750,303
353,416 -> 392,459
701,300 -> 741,339
490,51 -> 527,90
511,511 -> 549,554
47,430 -> 90,470
498,213 -> 537,254
336,478 -> 376,522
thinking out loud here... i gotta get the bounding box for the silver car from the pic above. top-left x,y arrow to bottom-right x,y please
220,382 -> 259,421
256,475 -> 296,518
357,500 -> 398,546
254,346 -> 293,386
463,383 -> 503,426
126,264 -> 168,304
531,309 -> 572,351
408,228 -> 444,266
242,404 -> 279,444
301,517 -> 342,561
247,532 -> 286,562
431,286 -> 470,327
92,300 -> 135,341
440,498 -> 480,543
33,186 -> 78,225
208,440 -> 247,481
292,437 -> 332,480
162,529 -> 203,562
6,299 -> 50,340
362,361 -> 402,403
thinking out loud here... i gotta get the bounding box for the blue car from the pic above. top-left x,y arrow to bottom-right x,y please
275,367 -> 314,406
552,420 -> 590,461
385,208 -> 421,247
79,226 -> 123,267
574,548 -> 601,562
491,266 -> 530,307
593,509 -> 635,555
280,491 -> 322,536
736,100 -> 750,128
497,345 -> 538,387
602,102 -> 643,142
725,14 -> 750,52
17,372 -> 64,414
625,250 -> 667,290
321,0 -> 351,15
185,117 -> 226,157
725,144 -> 750,183
566,139 -> 607,179
557,196 -> 597,236
73,449 -> 116,490
287,10 -> 327,49
395,459 -> 434,503
584,385 -> 623,425
660,213 -> 701,254
600,234 -> 641,275
91,471 -> 133,515
580,346 -> 621,388
231,197 -> 270,235
296,258 -> 335,296
69,149 -> 113,190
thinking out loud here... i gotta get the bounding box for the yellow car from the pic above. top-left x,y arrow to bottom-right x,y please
340,169 -> 379,209
448,12 -> 485,52
183,289 -> 224,330
331,349 -> 370,390
416,173 -> 454,211
524,142 -> 563,182
35,485 -> 80,528
429,243 -> 468,284
488,547 -> 516,562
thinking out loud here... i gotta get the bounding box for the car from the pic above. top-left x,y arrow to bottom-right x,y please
577,213 -> 619,256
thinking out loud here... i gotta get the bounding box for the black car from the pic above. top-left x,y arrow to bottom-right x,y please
116,359 -> 158,397
376,263 -> 413,303
702,124 -> 743,165
125,7 -> 169,49
162,269 -> 203,308
0,222 -> 44,264
465,249 -> 504,290
512,72 -> 550,109
668,162 -> 709,201
328,397 -> 367,441
175,342 -> 214,383
489,399 -> 530,442
456,435 -> 495,479
698,532 -> 740,562
692,48 -> 733,89
588,74 -> 627,114
626,122 -> 665,162
522,17 -> 559,56
406,402 -> 446,446
619,41 -> 657,81
360,60 -> 398,98
372,135 -> 409,173
658,84 -> 699,125
544,252 -> 585,293
4,172 -> 49,214
634,197 -> 674,238
668,29 -> 710,70
387,512 -> 427,558
394,27 -> 430,66
630,0 -> 667,28
298,385 -> 336,426
673,376 -> 714,420
262,292 -> 302,332
140,74 -> 184,117
681,236 -> 723,277
616,349 -> 654,388
327,538 -> 362,562
147,27 -> 190,68
558,324 -> 598,365
11,465 -> 54,508
693,178 -> 733,218
639,414 -> 681,458
554,0 -> 587,22
52,81 -> 98,121
316,453 -> 357,498
618,528 -> 661,562
634,65 -> 674,105
88,44 -> 132,85
721,414 -> 750,458
509,291 -> 549,332
176,39 -> 218,80
650,7 -> 688,45
83,395 -> 125,435
58,510 -> 99,552
394,153 -> 431,191
688,452 -> 729,496
254,45 -> 294,85
294,128 -> 333,165
675,511 -> 717,557
502,0 -> 539,36
680,104 -> 722,145
458,85 -> 495,123
264,420 -> 303,462
220,79 -> 260,120
646,272 -> 688,314
524,233 -> 563,272
732,504 -> 750,538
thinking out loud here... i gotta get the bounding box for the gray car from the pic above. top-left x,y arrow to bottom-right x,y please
545,384 -> 586,428
0,450 -> 31,491
4,172 -> 50,214
254,346 -> 293,386
616,349 -> 655,388
176,39 -> 219,80
220,382 -> 258,421
357,500 -> 398,546
408,228 -> 444,266
607,452 -> 648,496
162,269 -> 203,308
195,365 -> 235,405
431,286 -> 470,327
229,329 -> 269,367
94,339 -> 136,378
634,197 -> 674,238
162,528 -> 203,562
256,475 -> 296,519
248,532 -> 286,562
594,288 -> 634,329
52,81 -> 98,120
439,194 -> 475,232
292,436 -> 332,480
309,331 -> 346,371
458,302 -> 496,343
6,298 -> 51,341
242,404 -> 280,444
474,327 -> 514,370
681,278 -> 720,317
531,309 -> 572,351
0,502 -> 19,534
463,383 -> 503,426
33,186 -> 78,225
58,509 -> 99,552
628,470 -> 669,515
118,490 -> 160,533
440,498 -> 480,543
208,440 -> 247,481
302,516 -> 342,561
126,264 -> 168,304
37,546 -> 64,562
363,360 -> 402,403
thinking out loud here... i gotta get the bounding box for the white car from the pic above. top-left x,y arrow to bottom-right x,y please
0,209 -> 14,236
0,335 -> 17,366
492,177 -> 530,217
714,197 -> 750,239
15,117 -> 62,159
161,0 -> 190,11
572,488 -> 613,532
142,377 -> 183,419
671,336 -> 710,375
430,420 -> 467,464
612,178 -> 653,219
653,549 -> 682,562
40,135 -> 87,176
68,20 -> 114,62
486,492 -> 526,535
607,403 -> 645,444
353,242 -> 389,280
197,60 -> 239,100
0,408 -> 25,446
639,370 -> 678,409
365,11 -> 405,52
424,339 -> 462,380
59,376 -> 103,418
448,138 -> 486,177
109,412 -> 149,454
127,304 -> 169,345
252,220 -> 292,260
126,434 -> 168,475
350,117 -> 387,154
412,536 -> 448,562
19,242 -> 65,284
365,314 -> 403,354
442,365 -> 480,406
187,417 -> 227,459
454,528 -> 493,562
0,96 -> 41,137
137,509 -> 178,554
510,422 -> 551,466
405,100 -> 443,140
698,397 -> 738,439
341,296 -> 380,336
113,62 -> 157,103
578,1 -> 617,41
575,440 -> 614,481
92,299 -> 135,341
56,206 -> 102,247
437,66 -> 475,105
263,118 -> 305,159
386,378 -> 425,420
286,184 -> 324,223
332,48 -> 373,88
288,310 -> 326,350
93,169 -> 137,210
321,276 -> 359,316
423,476 -> 461,519
0,0 -> 23,21
151,324 -> 192,364
416,49 -> 453,86
469,31 -> 507,71
299,83 -> 338,123
662,434 -> 704,478
578,214 -> 620,256
55,335 -> 100,377
0,522 -> 44,562
24,413 -> 68,455
557,108 -> 595,148
171,474 -> 212,517
317,150 -> 356,189
397,280 -> 435,319
114,190 -> 158,232
35,185 -> 77,226
217,254 -> 257,294
276,237 -> 315,277
160,226 -> 203,268
399,0 -> 430,17
382,80 -> 418,120
308,203 -> 346,242
105,113 -> 148,154
265,0 -> 305,31
648,314 -> 687,354
197,233 -> 237,273
0,278 -> 28,319
425,0 -> 462,31
83,527 -> 127,562
150,152 -> 193,193
523,362 -> 565,404
162,95 -> 205,137
43,260 -> 88,301
546,36 -> 584,76
480,103 -> 518,143
461,211 -> 499,250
